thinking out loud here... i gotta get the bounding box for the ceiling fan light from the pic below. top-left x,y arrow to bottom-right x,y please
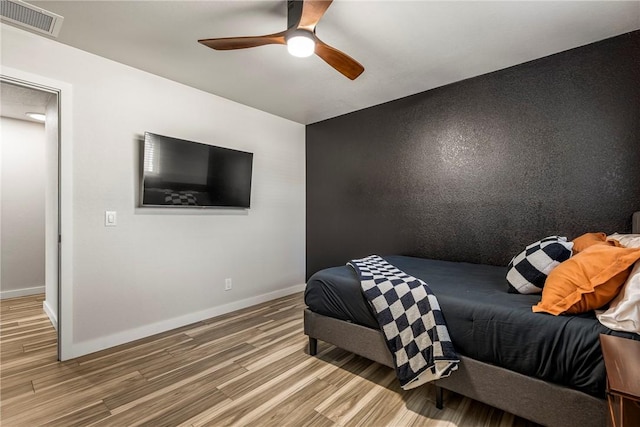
287,35 -> 315,58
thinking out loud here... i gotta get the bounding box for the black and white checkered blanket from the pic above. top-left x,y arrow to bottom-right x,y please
164,191 -> 198,206
348,255 -> 459,390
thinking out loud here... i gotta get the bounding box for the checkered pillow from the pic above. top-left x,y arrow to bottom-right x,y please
164,192 -> 197,206
507,236 -> 573,294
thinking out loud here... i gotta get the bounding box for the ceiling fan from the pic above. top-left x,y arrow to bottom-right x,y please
198,0 -> 364,80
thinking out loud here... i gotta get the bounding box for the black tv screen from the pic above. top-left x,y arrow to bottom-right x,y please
140,132 -> 253,208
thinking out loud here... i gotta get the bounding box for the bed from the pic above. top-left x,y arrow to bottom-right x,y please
303,217 -> 640,427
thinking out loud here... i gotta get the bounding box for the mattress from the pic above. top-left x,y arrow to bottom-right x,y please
304,255 -> 640,397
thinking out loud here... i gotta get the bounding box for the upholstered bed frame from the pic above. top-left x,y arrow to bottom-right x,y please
304,214 -> 640,427
304,309 -> 605,427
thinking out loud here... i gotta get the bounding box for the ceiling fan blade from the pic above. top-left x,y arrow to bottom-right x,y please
314,38 -> 364,80
198,31 -> 287,50
298,0 -> 333,31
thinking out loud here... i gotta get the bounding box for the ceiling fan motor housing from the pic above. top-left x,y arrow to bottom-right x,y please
287,0 -> 303,30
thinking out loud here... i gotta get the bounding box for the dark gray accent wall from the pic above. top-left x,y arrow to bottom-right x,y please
306,31 -> 640,278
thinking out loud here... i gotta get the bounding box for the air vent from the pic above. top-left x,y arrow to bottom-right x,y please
0,0 -> 63,37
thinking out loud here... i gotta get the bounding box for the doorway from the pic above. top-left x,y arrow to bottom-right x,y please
0,78 -> 61,360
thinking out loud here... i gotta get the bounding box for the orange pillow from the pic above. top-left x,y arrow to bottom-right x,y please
532,244 -> 640,315
571,232 -> 608,254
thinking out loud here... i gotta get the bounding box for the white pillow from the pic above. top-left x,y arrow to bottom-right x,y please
597,260 -> 640,334
608,233 -> 640,248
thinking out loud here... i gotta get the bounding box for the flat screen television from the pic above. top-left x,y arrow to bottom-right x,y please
140,132 -> 253,208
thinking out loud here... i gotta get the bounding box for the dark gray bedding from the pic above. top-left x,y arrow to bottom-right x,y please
304,255 -> 640,398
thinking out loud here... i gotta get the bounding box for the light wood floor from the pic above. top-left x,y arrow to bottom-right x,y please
1,293 -> 538,426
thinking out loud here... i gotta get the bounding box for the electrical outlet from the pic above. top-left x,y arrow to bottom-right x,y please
105,211 -> 117,227
224,278 -> 232,291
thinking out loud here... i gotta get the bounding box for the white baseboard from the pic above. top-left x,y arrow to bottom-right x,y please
0,286 -> 45,300
68,283 -> 306,360
43,300 -> 58,331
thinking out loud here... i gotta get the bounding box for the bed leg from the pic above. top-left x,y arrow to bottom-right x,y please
435,385 -> 443,409
308,337 -> 318,356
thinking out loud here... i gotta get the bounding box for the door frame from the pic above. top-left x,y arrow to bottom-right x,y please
1,67 -> 74,361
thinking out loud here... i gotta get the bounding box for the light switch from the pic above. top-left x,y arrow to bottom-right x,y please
105,211 -> 117,227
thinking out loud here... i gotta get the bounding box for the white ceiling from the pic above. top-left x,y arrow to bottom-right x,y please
20,1 -> 640,124
0,82 -> 54,123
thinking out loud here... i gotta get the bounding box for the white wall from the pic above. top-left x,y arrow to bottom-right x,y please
1,24 -> 305,358
0,117 -> 46,298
